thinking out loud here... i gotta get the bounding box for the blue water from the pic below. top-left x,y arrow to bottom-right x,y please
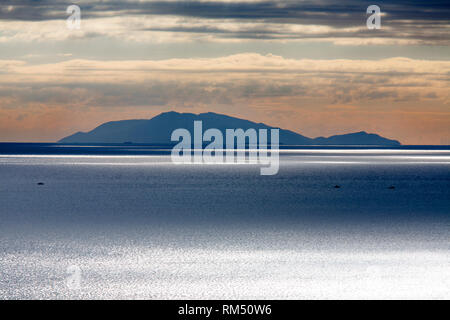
0,144 -> 449,299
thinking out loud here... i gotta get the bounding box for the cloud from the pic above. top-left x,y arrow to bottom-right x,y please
3,54 -> 450,77
1,54 -> 448,114
0,1 -> 448,45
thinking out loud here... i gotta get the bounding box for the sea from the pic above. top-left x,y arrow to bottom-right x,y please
0,143 -> 449,299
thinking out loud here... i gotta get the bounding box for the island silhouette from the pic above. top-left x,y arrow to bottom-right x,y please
59,111 -> 401,145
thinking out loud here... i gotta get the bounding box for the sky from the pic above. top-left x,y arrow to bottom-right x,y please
0,0 -> 449,144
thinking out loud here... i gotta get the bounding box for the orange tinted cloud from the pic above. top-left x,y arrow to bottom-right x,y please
0,54 -> 449,144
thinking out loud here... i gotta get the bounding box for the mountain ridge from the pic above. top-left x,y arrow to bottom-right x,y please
59,111 -> 401,146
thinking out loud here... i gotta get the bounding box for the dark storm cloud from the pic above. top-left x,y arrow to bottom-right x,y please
0,1 -> 448,43
1,1 -> 448,24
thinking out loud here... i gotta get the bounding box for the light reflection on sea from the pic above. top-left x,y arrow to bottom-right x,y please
0,147 -> 449,299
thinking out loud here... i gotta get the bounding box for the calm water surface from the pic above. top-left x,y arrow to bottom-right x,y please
0,145 -> 449,299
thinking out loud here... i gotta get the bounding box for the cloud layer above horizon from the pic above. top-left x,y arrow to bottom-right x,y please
1,0 -> 449,45
0,0 -> 449,144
